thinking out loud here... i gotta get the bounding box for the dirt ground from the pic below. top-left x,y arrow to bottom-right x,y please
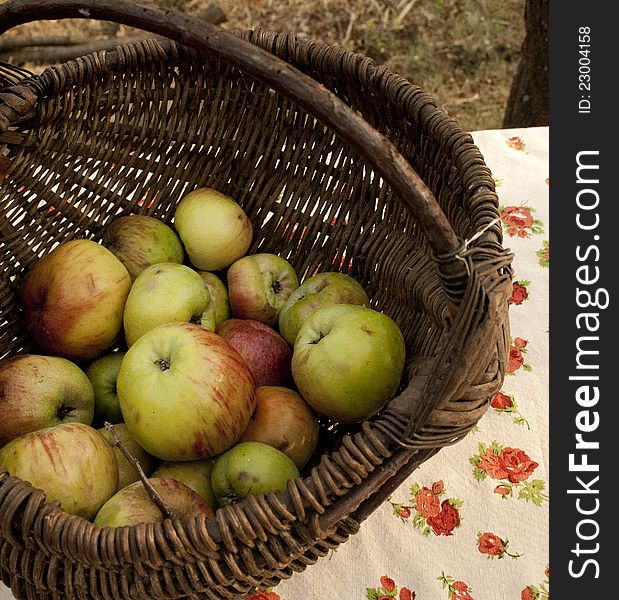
1,0 -> 526,132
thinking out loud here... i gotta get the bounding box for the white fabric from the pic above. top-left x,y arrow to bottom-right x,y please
0,127 -> 550,600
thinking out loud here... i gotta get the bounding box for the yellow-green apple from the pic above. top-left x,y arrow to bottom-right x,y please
0,422 -> 118,519
98,423 -> 158,491
292,304 -> 405,423
85,351 -> 125,425
19,239 -> 131,361
117,322 -> 256,461
152,459 -> 217,510
278,272 -> 370,346
94,477 -> 214,527
173,188 -> 253,271
216,319 -> 292,387
239,386 -> 319,470
123,262 -> 213,346
227,253 -> 299,327
197,271 -> 231,328
211,441 -> 299,506
102,214 -> 184,281
0,354 -> 94,446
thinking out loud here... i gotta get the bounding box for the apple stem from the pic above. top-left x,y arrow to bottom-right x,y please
103,422 -> 179,520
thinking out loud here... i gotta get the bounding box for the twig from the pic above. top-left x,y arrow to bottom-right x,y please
104,422 -> 179,520
0,3 -> 226,66
0,34 -> 161,65
342,10 -> 357,48
0,34 -> 91,52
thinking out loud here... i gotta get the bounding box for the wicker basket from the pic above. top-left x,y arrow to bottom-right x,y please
0,1 -> 513,598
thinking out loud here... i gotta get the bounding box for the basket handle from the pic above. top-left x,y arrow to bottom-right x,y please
0,0 -> 468,289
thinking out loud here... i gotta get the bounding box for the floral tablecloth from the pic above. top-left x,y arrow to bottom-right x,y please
0,126 -> 550,600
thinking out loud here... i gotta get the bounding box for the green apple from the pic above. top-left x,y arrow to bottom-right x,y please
102,214 -> 184,281
197,271 -> 231,328
0,422 -> 118,520
123,262 -> 214,346
85,351 -> 125,425
0,354 -> 94,446
152,459 -> 217,510
227,253 -> 299,327
239,386 -> 319,470
19,239 -> 131,361
94,478 -> 214,527
211,441 -> 299,506
292,304 -> 406,423
278,271 -> 370,346
98,423 -> 158,491
173,187 -> 253,271
117,322 -> 256,461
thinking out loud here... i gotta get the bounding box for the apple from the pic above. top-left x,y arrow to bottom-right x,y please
210,441 -> 299,506
102,214 -> 184,281
123,262 -> 213,346
216,319 -> 292,387
98,423 -> 158,491
0,422 -> 118,520
117,322 -> 256,461
94,477 -> 214,527
278,271 -> 370,346
239,386 -> 319,470
85,351 -> 125,425
227,253 -> 299,327
173,187 -> 253,271
19,239 -> 131,361
197,271 -> 231,328
291,304 -> 406,423
152,459 -> 217,510
0,354 -> 94,447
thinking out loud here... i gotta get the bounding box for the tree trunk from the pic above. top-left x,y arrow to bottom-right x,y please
503,0 -> 549,127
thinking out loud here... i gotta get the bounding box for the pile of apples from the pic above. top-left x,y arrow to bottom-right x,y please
0,188 -> 406,526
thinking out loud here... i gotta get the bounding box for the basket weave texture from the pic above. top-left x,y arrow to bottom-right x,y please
0,15 -> 512,600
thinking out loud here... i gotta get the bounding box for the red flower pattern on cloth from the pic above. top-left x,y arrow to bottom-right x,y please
366,575 -> 416,600
506,337 -> 532,374
438,572 -> 474,600
477,531 -> 523,559
499,204 -> 544,237
520,566 -> 550,599
246,590 -> 280,600
490,391 -> 530,428
388,481 -> 463,536
470,441 -> 548,505
506,135 -> 525,151
509,280 -> 530,305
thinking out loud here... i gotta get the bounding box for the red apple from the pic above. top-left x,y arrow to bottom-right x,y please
117,322 -> 256,461
227,253 -> 299,327
0,422 -> 118,520
0,354 -> 94,447
19,239 -> 131,361
216,319 -> 292,387
239,386 -> 319,470
94,477 -> 214,527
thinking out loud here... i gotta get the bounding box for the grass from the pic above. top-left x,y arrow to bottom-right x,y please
212,0 -> 526,131
1,0 -> 526,132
